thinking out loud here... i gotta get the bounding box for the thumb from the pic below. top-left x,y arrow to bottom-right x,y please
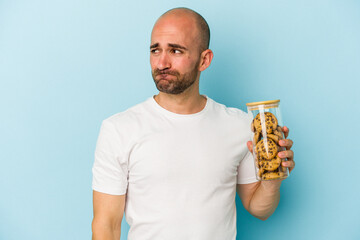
247,141 -> 253,153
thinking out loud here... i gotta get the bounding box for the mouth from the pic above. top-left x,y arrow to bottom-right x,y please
156,74 -> 173,80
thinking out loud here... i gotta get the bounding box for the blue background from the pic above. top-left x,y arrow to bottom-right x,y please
1,0 -> 359,239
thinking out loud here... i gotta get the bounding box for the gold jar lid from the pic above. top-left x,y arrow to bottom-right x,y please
246,99 -> 280,110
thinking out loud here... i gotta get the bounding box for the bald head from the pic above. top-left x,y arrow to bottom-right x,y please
155,7 -> 210,52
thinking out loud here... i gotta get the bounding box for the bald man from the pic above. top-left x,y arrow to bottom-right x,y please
92,7 -> 295,240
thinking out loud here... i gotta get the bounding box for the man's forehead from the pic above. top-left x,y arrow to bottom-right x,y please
150,33 -> 192,51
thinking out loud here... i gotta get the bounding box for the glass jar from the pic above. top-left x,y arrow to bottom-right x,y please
246,100 -> 289,181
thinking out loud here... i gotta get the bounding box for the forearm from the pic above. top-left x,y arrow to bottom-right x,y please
92,220 -> 121,240
247,181 -> 281,220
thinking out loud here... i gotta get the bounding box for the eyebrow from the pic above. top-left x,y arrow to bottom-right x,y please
150,43 -> 159,49
168,43 -> 188,50
150,43 -> 188,51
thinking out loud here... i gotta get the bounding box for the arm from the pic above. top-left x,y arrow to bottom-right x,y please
237,181 -> 280,221
92,190 -> 126,240
237,126 -> 295,220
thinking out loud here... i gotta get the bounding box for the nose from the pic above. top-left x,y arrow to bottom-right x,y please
156,52 -> 171,70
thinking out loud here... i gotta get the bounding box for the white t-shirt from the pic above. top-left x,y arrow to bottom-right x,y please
92,95 -> 258,240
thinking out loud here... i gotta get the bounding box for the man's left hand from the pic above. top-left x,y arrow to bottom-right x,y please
247,126 -> 295,176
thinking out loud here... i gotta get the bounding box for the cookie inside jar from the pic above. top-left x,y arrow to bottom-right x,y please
246,100 -> 289,181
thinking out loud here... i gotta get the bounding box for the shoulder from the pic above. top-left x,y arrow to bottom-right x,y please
102,98 -> 151,130
208,97 -> 252,123
206,97 -> 253,142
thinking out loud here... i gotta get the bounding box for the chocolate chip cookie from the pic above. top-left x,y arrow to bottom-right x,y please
255,138 -> 278,160
253,112 -> 278,134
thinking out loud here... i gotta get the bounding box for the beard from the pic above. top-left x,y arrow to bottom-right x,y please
152,60 -> 200,95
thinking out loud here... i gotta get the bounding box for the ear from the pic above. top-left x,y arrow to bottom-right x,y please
198,49 -> 214,72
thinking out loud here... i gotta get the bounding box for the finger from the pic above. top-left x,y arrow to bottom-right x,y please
247,141 -> 253,153
278,150 -> 294,160
281,160 -> 295,173
279,139 -> 293,150
282,126 -> 289,139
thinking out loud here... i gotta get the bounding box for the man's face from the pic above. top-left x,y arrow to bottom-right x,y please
150,14 -> 202,95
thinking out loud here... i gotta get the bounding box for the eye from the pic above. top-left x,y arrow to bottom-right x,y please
151,49 -> 159,54
171,49 -> 182,54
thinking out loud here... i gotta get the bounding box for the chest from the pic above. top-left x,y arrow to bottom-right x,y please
127,123 -> 245,187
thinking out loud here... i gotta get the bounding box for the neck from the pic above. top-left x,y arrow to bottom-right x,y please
154,82 -> 207,114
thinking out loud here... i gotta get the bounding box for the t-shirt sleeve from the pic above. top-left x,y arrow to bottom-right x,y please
236,112 -> 259,184
237,151 -> 259,184
92,119 -> 128,195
